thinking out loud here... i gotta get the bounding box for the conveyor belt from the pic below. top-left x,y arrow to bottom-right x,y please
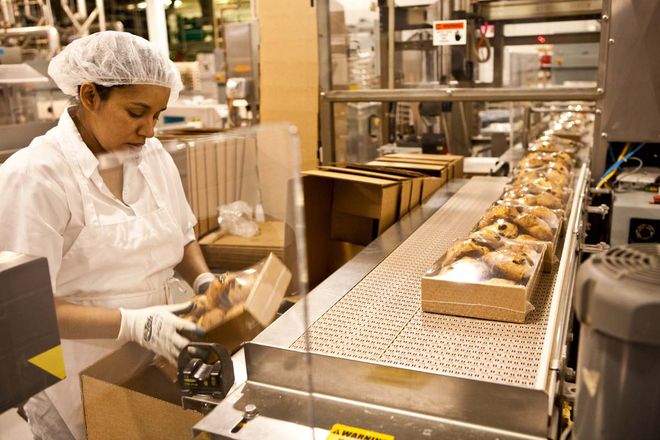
291,177 -> 558,388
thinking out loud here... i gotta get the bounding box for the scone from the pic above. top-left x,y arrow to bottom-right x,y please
513,213 -> 553,241
469,228 -> 505,250
443,239 -> 490,266
481,219 -> 519,238
478,204 -> 520,229
437,256 -> 490,282
483,247 -> 535,282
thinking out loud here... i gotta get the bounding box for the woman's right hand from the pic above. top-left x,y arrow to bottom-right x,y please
116,302 -> 205,364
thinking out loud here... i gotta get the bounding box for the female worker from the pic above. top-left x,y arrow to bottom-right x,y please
0,31 -> 218,439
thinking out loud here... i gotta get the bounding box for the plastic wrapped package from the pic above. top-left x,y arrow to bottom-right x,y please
528,134 -> 582,155
517,151 -> 575,173
501,183 -> 572,210
182,254 -> 292,340
543,111 -> 592,141
511,166 -> 572,189
472,202 -> 563,270
421,240 -> 546,323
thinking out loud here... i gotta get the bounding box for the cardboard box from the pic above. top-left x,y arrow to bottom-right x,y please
81,343 -> 203,440
199,221 -> 286,271
383,153 -> 464,179
367,159 -> 448,181
319,166 -> 413,217
82,254 -> 290,439
344,163 -> 424,209
328,241 -> 364,272
421,177 -> 445,202
302,169 -> 401,246
201,253 -> 292,353
421,243 -> 546,323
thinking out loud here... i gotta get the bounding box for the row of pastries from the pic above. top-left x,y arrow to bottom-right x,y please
428,111 -> 588,287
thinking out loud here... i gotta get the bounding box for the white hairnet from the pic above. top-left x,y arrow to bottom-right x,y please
48,31 -> 183,103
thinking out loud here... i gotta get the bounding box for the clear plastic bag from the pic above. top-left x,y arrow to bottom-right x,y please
183,259 -> 266,331
217,201 -> 260,237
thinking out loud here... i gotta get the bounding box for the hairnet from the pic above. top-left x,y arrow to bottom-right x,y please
48,31 -> 183,103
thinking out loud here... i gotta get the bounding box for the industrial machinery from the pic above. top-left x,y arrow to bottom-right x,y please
573,244 -> 660,440
178,342 -> 235,409
319,0 -> 603,166
188,1 -> 658,439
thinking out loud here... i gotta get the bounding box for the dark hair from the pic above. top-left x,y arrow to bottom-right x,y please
76,83 -> 129,101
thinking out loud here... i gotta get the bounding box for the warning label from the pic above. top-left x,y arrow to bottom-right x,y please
433,20 -> 467,46
326,423 -> 394,440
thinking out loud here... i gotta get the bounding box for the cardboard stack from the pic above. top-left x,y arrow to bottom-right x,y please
199,221 -> 287,271
303,155 -> 463,288
159,131 -> 252,239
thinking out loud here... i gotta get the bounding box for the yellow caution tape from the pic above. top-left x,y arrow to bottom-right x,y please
326,423 -> 394,440
28,344 -> 66,380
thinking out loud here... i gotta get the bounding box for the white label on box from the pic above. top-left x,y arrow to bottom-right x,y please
433,20 -> 467,46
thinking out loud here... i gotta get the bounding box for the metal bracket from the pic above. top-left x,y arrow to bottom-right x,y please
589,187 -> 611,195
561,381 -> 577,403
581,242 -> 610,253
586,203 -> 609,218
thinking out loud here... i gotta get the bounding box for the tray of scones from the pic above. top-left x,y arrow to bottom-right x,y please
421,238 -> 545,323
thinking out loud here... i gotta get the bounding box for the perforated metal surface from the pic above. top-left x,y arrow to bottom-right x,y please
291,177 -> 560,388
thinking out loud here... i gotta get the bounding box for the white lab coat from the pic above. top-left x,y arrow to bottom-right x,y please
0,109 -> 197,439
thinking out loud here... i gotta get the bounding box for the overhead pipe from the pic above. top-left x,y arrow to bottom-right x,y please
0,25 -> 61,57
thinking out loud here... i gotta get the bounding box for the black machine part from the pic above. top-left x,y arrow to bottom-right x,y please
0,252 -> 63,413
178,342 -> 235,400
573,244 -> 660,440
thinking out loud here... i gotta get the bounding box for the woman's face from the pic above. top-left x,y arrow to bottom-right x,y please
84,84 -> 170,152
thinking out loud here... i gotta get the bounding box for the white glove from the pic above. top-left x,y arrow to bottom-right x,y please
117,302 -> 204,364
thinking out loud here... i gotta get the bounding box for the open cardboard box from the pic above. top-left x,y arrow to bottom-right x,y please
81,343 -> 203,440
377,153 -> 464,179
421,242 -> 546,323
302,169 -> 401,246
199,253 -> 292,352
367,159 -> 449,183
344,163 -> 442,206
319,165 -> 414,217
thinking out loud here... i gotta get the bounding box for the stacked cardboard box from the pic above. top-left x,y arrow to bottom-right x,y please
159,132 -> 251,239
378,153 -> 464,179
303,158 -> 463,288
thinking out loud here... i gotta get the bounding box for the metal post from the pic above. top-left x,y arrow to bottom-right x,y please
146,0 -> 168,57
77,0 -> 87,18
591,0 -> 611,178
1,0 -> 16,26
96,0 -> 105,31
387,0 -> 394,89
317,0 -> 334,164
493,22 -> 504,87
